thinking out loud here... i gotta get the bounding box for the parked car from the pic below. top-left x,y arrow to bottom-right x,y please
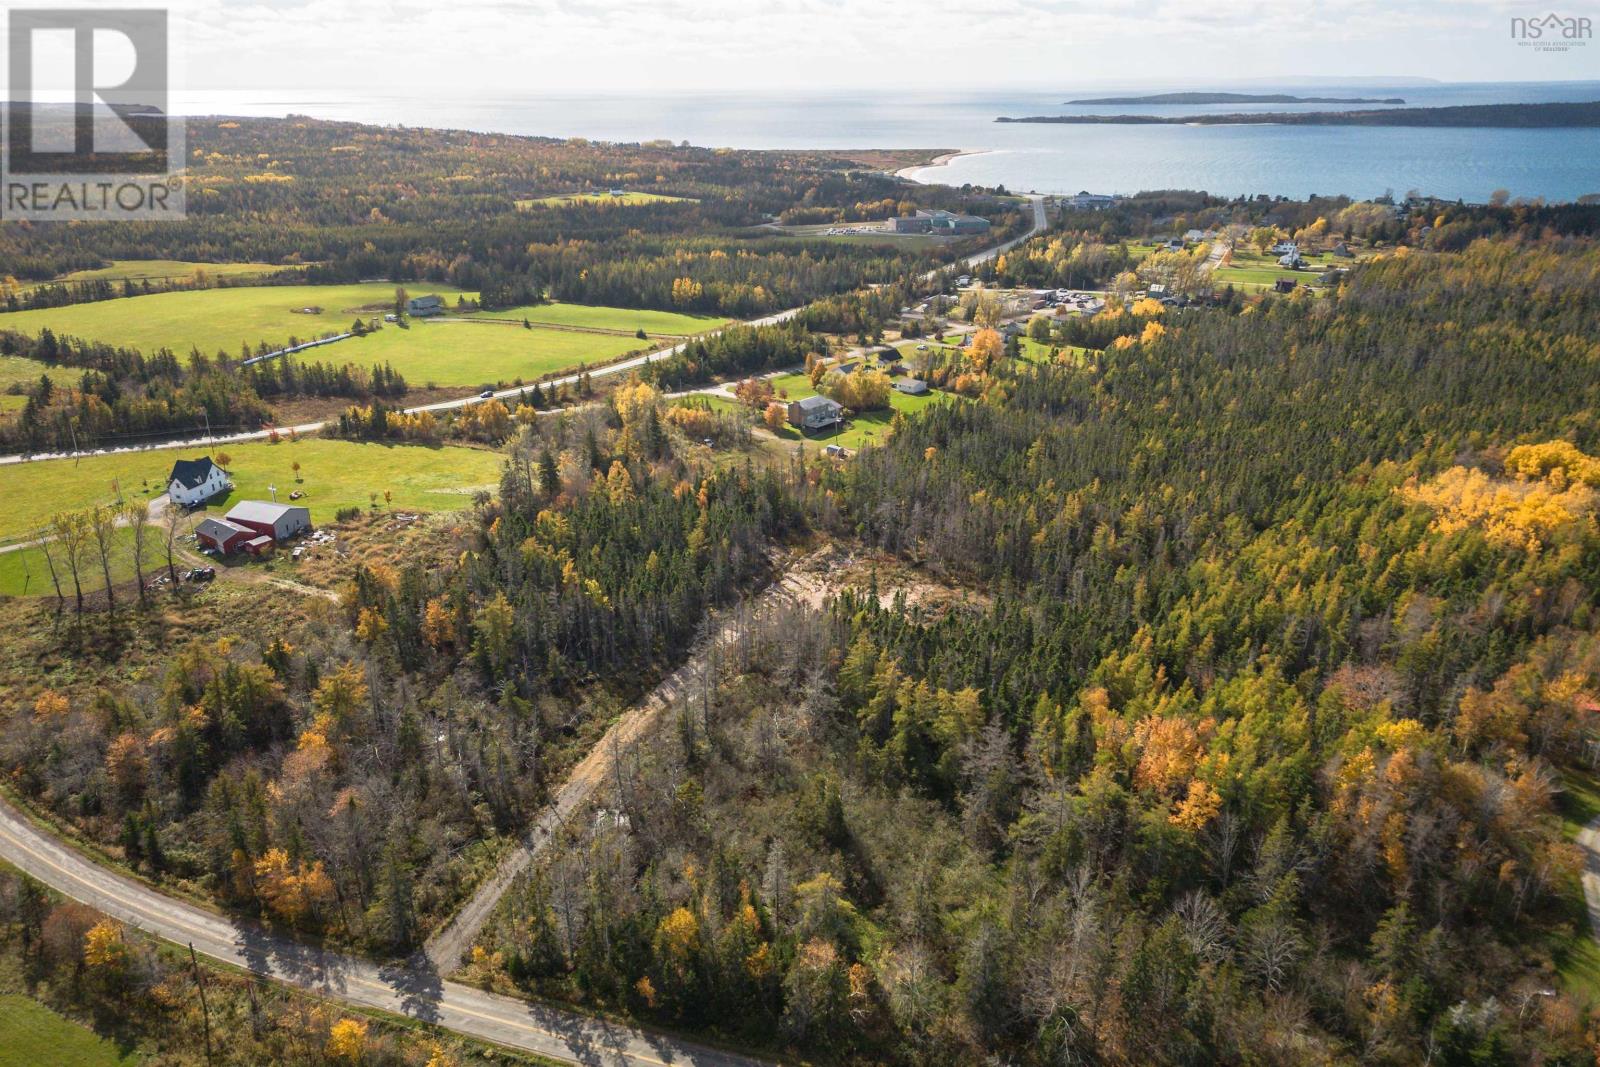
479,389 -> 495,399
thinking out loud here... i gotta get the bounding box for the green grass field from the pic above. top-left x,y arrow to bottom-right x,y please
332,321 -> 649,387
0,355 -> 50,391
0,527 -> 142,599
1213,250 -> 1340,290
0,438 -> 503,544
517,191 -> 694,208
0,285 -> 673,387
0,282 -> 471,358
477,303 -> 726,336
21,259 -> 296,293
0,994 -> 138,1066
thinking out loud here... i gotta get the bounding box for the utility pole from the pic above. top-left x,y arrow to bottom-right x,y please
188,942 -> 213,1064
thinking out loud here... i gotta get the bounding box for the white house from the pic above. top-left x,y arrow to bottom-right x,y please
167,456 -> 231,507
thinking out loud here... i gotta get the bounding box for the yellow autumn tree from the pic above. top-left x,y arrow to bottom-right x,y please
422,598 -> 455,649
968,329 -> 1003,374
326,1018 -> 368,1063
83,919 -> 128,971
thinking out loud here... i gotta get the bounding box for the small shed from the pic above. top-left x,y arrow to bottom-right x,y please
242,535 -> 276,556
894,378 -> 930,395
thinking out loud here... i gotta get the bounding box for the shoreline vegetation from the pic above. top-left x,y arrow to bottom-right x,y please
1065,91 -> 1407,105
998,100 -> 1600,127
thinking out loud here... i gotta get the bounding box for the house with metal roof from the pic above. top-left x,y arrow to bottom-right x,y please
786,395 -> 844,432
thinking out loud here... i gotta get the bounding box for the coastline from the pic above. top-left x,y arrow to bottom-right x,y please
896,149 -> 988,183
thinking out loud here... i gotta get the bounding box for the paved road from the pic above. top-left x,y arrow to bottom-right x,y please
0,794 -> 767,1067
0,198 -> 1047,469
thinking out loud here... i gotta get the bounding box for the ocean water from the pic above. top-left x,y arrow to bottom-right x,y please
171,82 -> 1600,203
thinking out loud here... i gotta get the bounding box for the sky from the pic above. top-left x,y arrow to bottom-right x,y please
5,0 -> 1599,94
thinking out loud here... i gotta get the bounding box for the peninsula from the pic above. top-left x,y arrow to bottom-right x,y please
999,100 -> 1600,127
1065,91 -> 1406,105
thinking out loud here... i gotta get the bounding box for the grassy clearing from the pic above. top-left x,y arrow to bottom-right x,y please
1214,250 -> 1339,290
516,191 -> 694,208
21,259 -> 296,293
344,321 -> 649,387
764,371 -> 951,451
0,354 -> 50,391
0,287 -> 683,387
0,438 -> 502,544
477,303 -> 726,336
1553,769 -> 1600,1004
0,282 -> 473,358
0,527 -> 142,598
0,994 -> 138,1066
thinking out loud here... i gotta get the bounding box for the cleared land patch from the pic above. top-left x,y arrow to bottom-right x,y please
0,283 -> 470,358
476,303 -> 726,336
516,191 -> 695,208
19,259 -> 297,293
765,370 -> 950,451
0,437 -> 502,545
343,321 -> 651,386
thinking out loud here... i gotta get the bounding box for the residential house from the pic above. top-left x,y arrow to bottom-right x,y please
787,395 -> 844,432
407,295 -> 445,317
166,456 -> 231,507
894,378 -> 930,395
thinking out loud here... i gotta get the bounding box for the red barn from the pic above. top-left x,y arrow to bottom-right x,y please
223,500 -> 311,542
195,517 -> 253,555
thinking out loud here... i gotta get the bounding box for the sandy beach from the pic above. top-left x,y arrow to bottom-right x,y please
896,149 -> 988,183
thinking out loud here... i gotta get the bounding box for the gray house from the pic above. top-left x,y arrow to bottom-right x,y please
787,395 -> 844,432
407,294 -> 445,317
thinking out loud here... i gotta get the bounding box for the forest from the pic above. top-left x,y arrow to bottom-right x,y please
6,178 -> 1600,1066
459,235 -> 1600,1064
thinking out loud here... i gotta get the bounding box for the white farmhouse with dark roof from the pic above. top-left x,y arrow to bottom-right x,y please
166,456 -> 231,506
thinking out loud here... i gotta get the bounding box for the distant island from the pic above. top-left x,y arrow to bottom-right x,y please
1065,92 -> 1405,105
998,101 -> 1600,128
